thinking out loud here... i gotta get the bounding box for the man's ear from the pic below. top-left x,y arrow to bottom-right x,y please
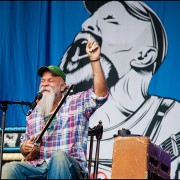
60,82 -> 67,92
130,46 -> 158,69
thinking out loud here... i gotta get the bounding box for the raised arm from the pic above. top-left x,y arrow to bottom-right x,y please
86,35 -> 107,97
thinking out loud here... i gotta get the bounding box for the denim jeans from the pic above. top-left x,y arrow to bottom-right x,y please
2,151 -> 86,179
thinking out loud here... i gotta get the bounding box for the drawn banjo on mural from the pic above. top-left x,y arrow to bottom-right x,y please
59,1 -> 180,178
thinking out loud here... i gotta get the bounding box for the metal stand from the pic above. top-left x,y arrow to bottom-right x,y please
0,103 -> 7,178
93,120 -> 103,179
88,120 -> 103,179
0,100 -> 31,178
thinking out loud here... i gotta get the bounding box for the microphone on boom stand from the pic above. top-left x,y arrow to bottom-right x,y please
27,91 -> 43,116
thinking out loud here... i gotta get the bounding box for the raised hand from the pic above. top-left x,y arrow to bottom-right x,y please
86,34 -> 100,62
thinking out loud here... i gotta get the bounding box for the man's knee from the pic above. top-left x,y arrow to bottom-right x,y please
2,161 -> 19,179
51,151 -> 68,162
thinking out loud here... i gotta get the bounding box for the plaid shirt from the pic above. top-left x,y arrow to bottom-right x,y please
22,87 -> 108,172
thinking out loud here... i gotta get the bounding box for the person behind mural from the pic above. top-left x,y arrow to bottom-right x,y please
1,36 -> 109,179
60,1 -> 180,178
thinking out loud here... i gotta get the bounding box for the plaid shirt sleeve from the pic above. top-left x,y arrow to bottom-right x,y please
81,87 -> 109,119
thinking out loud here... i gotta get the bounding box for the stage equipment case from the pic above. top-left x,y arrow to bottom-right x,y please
111,136 -> 171,179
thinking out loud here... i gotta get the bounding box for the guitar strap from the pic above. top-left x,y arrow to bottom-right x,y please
126,95 -> 179,161
159,131 -> 180,162
141,97 -> 179,162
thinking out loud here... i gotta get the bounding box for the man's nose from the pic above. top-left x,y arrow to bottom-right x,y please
41,81 -> 49,87
82,15 -> 101,36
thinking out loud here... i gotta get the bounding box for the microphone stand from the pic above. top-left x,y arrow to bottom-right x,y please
0,100 -> 31,178
0,102 -> 7,179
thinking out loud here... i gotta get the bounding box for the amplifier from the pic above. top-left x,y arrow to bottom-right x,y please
111,136 -> 170,179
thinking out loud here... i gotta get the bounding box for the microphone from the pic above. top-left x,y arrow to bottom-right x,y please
27,91 -> 43,116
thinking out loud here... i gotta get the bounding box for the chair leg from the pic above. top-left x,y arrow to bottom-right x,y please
88,120 -> 103,179
93,138 -> 101,179
88,136 -> 94,177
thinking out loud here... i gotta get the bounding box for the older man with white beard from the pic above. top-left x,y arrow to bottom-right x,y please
38,81 -> 63,115
2,35 -> 109,179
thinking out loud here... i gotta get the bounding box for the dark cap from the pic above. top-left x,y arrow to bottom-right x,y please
37,65 -> 66,81
84,1 -> 108,14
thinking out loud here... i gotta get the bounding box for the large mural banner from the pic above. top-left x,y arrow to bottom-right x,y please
0,1 -> 180,179
59,1 -> 180,179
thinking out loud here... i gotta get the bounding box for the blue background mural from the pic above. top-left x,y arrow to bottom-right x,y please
0,0 -> 179,130
0,1 -> 180,179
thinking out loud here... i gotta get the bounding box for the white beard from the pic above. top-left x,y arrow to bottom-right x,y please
38,86 -> 60,115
